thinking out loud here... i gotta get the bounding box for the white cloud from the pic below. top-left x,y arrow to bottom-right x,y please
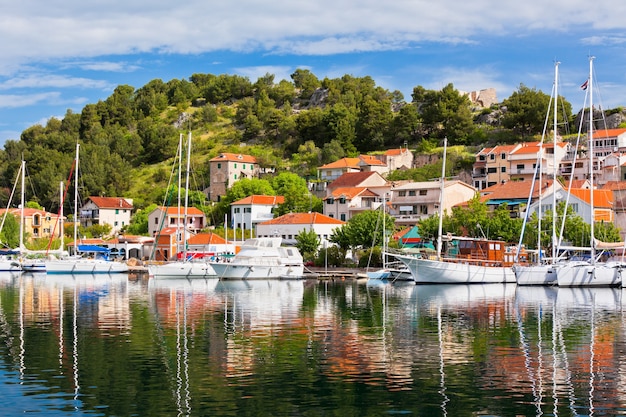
0,74 -> 111,90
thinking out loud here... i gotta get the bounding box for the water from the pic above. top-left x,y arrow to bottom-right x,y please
1,273 -> 626,416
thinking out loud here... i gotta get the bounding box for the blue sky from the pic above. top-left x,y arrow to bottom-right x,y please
2,1 -> 626,146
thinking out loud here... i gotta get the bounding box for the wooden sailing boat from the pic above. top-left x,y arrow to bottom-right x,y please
392,138 -> 517,283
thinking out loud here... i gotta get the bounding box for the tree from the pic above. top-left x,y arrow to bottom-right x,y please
0,213 -> 19,249
295,229 -> 319,261
125,204 -> 157,235
502,84 -> 571,137
344,210 -> 394,249
271,172 -> 314,216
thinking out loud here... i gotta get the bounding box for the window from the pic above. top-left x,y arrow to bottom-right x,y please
327,197 -> 334,204
516,164 -> 524,170
501,167 -> 506,173
419,190 -> 427,196
114,221 -> 119,226
217,163 -> 221,169
398,191 -> 406,197
501,153 -> 506,159
408,190 -> 416,196
479,155 -> 486,161
340,213 -> 346,221
244,207 -> 251,213
115,209 -> 119,214
242,164 -> 246,169
234,163 -> 237,168
490,154 -> 495,160
487,167 -> 497,173
419,205 -> 428,214
154,217 -> 159,224
234,208 -> 240,213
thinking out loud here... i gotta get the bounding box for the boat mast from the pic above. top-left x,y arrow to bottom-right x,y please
436,137 -> 447,260
588,57 -> 595,264
73,143 -> 79,253
551,62 -> 560,262
19,160 -> 25,251
182,131 -> 192,262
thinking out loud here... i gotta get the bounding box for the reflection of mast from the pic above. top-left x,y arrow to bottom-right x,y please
175,292 -> 191,416
437,306 -> 448,416
73,284 -> 80,407
19,276 -> 25,380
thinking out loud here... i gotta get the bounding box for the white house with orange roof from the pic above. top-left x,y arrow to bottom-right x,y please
472,144 -> 522,189
256,212 -> 345,247
377,146 -> 414,171
509,141 -> 569,182
318,155 -> 387,182
208,152 -> 258,201
480,179 -> 562,218
324,171 -> 389,220
324,187 -> 383,222
230,195 -> 285,233
528,187 -> 614,226
589,128 -> 626,158
389,180 -> 476,226
147,206 -> 207,238
79,196 -> 134,236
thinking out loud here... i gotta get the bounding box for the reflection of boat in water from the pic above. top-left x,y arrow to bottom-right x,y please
412,283 -> 516,306
210,238 -> 304,280
148,277 -> 220,293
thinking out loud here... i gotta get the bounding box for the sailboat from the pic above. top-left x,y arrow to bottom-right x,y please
556,57 -> 621,287
367,193 -> 392,280
391,138 -> 517,284
148,132 -> 216,279
45,143 -> 129,274
514,62 -> 562,286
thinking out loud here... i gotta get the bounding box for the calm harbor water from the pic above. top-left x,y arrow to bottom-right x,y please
1,273 -> 626,416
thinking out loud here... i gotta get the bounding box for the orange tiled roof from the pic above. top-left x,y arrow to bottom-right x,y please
232,195 -> 285,205
88,196 -> 133,209
158,206 -> 205,216
329,187 -> 379,199
209,153 -> 257,163
328,171 -> 386,189
603,181 -> 626,191
187,232 -> 227,245
259,212 -> 345,225
569,188 -> 614,208
319,157 -> 361,170
481,179 -> 554,200
592,128 -> 626,139
385,148 -> 409,156
0,208 -> 61,218
358,154 -> 386,166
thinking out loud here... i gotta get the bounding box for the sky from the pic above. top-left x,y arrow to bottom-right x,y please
2,1 -> 626,146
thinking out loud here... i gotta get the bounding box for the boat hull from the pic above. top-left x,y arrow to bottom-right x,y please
514,264 -> 558,286
210,262 -> 304,280
396,255 -> 515,284
45,259 -> 129,274
556,262 -> 621,287
148,262 -> 216,279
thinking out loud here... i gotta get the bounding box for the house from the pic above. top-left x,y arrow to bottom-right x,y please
150,226 -> 188,261
472,144 -> 522,190
377,147 -> 414,171
317,155 -> 387,183
208,153 -> 258,201
388,180 -> 476,227
256,212 -> 345,247
596,152 -> 626,186
528,187 -> 614,225
589,128 -> 626,158
602,181 -> 626,240
147,206 -> 206,238
186,232 -> 235,259
0,207 -> 63,242
230,195 -> 285,233
508,142 -> 569,182
324,171 -> 389,219
80,196 -> 134,236
324,187 -> 383,222
480,179 -> 562,218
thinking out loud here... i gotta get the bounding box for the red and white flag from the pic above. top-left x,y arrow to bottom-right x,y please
581,80 -> 589,90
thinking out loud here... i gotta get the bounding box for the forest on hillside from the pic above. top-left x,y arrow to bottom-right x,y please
0,69 -> 601,225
